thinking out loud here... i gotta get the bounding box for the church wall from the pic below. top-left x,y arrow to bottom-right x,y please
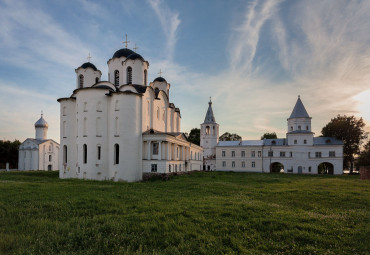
142,90 -> 155,131
76,68 -> 101,88
108,93 -> 142,182
152,94 -> 167,132
38,141 -> 59,171
18,140 -> 39,171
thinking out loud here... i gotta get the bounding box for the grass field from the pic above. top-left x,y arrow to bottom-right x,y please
0,171 -> 369,254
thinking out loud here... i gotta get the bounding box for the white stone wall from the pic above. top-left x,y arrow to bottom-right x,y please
38,140 -> 59,171
75,68 -> 101,89
107,57 -> 148,86
216,146 -> 263,172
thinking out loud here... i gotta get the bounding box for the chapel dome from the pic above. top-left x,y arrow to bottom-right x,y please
79,62 -> 98,71
35,115 -> 48,128
112,48 -> 135,59
127,52 -> 145,61
153,77 -> 167,83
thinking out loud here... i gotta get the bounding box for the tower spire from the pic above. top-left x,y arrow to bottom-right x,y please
289,95 -> 309,119
204,98 -> 216,124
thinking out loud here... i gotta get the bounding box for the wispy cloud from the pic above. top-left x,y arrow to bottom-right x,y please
147,0 -> 181,60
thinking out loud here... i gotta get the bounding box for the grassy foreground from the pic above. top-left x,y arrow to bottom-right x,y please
0,171 -> 369,255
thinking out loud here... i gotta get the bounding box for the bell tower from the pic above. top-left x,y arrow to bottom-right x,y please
200,98 -> 219,170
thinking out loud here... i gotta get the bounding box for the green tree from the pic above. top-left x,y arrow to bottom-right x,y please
321,115 -> 368,173
188,128 -> 200,145
261,132 -> 277,140
0,140 -> 21,169
219,132 -> 242,141
358,140 -> 370,166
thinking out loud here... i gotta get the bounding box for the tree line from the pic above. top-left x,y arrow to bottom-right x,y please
0,140 -> 21,169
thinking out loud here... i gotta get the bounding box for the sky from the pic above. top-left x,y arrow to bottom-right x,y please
0,0 -> 370,143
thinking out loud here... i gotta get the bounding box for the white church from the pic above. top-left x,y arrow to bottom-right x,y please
200,96 -> 344,174
58,43 -> 203,182
18,114 -> 60,171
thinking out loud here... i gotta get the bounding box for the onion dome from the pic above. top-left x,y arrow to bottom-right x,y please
153,77 -> 167,82
127,52 -> 145,61
112,48 -> 135,59
35,114 -> 48,128
79,62 -> 98,71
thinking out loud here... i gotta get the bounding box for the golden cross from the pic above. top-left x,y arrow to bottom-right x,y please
87,53 -> 92,62
122,34 -> 130,48
133,44 -> 139,52
158,69 -> 163,77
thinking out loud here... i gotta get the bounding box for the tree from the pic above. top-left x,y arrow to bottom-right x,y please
188,128 -> 200,145
321,115 -> 368,173
261,132 -> 277,140
219,132 -> 242,141
358,140 -> 370,166
0,140 -> 21,169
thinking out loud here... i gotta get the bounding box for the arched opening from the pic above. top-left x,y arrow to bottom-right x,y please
49,155 -> 52,162
114,70 -> 119,86
48,165 -> 52,171
127,66 -> 132,84
95,77 -> 99,83
206,126 -> 210,135
270,162 -> 284,173
298,166 -> 303,174
83,144 -> 87,164
79,74 -> 84,88
114,144 -> 119,164
318,162 -> 334,175
63,145 -> 67,164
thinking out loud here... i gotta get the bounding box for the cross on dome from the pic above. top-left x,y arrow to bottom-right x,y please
158,69 -> 163,77
122,34 -> 130,48
133,44 -> 139,52
87,53 -> 92,62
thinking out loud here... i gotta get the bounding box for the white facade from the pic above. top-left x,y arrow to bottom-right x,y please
58,47 -> 202,182
209,97 -> 344,175
18,114 -> 60,171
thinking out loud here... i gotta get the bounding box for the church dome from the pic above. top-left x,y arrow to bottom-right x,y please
79,62 -> 98,71
153,77 -> 166,82
35,115 -> 48,128
112,48 -> 135,59
127,53 -> 145,61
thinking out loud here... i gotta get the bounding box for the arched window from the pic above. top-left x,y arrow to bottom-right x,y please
127,66 -> 132,84
95,77 -> 99,83
290,126 -> 293,131
144,70 -> 147,86
298,125 -> 301,130
114,70 -> 119,86
83,102 -> 87,112
63,145 -> 67,164
49,155 -> 52,162
79,74 -> 84,88
83,144 -> 87,164
306,125 -> 309,130
62,106 -> 66,116
213,126 -> 215,135
114,144 -> 119,164
206,126 -> 210,135
115,100 -> 119,111
63,121 -> 66,138
96,101 -> 102,112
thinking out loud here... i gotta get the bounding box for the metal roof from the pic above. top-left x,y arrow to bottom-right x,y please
263,138 -> 286,146
217,141 -> 240,146
203,99 -> 216,124
289,96 -> 310,118
313,137 -> 343,145
34,114 -> 48,128
240,140 -> 264,146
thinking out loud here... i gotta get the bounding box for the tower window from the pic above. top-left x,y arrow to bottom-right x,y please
127,66 -> 132,84
83,144 -> 87,164
206,126 -> 210,135
97,145 -> 101,160
63,145 -> 67,164
79,74 -> 84,88
306,125 -> 309,130
95,77 -> 99,83
290,126 -> 293,131
114,144 -> 119,164
114,70 -> 119,86
144,70 -> 147,86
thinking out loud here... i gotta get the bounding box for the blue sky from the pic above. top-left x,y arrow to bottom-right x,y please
1,0 -> 370,142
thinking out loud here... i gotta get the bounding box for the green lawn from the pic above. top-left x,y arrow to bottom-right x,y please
0,171 -> 369,255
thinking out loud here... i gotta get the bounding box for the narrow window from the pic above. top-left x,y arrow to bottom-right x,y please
298,125 -> 301,130
153,143 -> 159,155
97,145 -> 101,160
95,77 -> 99,83
290,152 -> 293,157
232,161 -> 235,168
231,151 -> 235,157
62,106 -> 66,116
309,167 -> 311,172
127,66 -> 132,84
306,125 -> 309,130
252,161 -> 255,168
222,151 -> 225,157
294,139 -> 297,144
169,165 -> 171,172
83,144 -> 87,164
49,155 -> 52,162
114,144 -> 119,164
63,121 -> 67,138
83,117 -> 87,136
114,70 -> 119,86
151,164 -> 157,173
63,145 -> 67,164
280,151 -> 285,157
241,151 -> 245,157
83,102 -> 87,112
258,151 -> 261,157
79,74 -> 84,88
290,126 -> 293,131
222,161 -> 226,167
97,101 -> 102,112
304,139 -> 307,144
242,161 -> 245,168
96,117 -> 101,137
115,100 -> 119,111
114,117 -> 119,136
206,126 -> 210,135
144,70 -> 147,86
251,151 -> 255,157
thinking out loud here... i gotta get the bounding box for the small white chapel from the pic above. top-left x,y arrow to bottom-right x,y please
18,114 -> 60,171
58,38 -> 203,182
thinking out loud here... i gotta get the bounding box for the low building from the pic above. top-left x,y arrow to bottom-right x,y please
18,114 -> 60,171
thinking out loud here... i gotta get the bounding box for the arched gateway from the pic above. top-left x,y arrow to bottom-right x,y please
318,162 -> 334,175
